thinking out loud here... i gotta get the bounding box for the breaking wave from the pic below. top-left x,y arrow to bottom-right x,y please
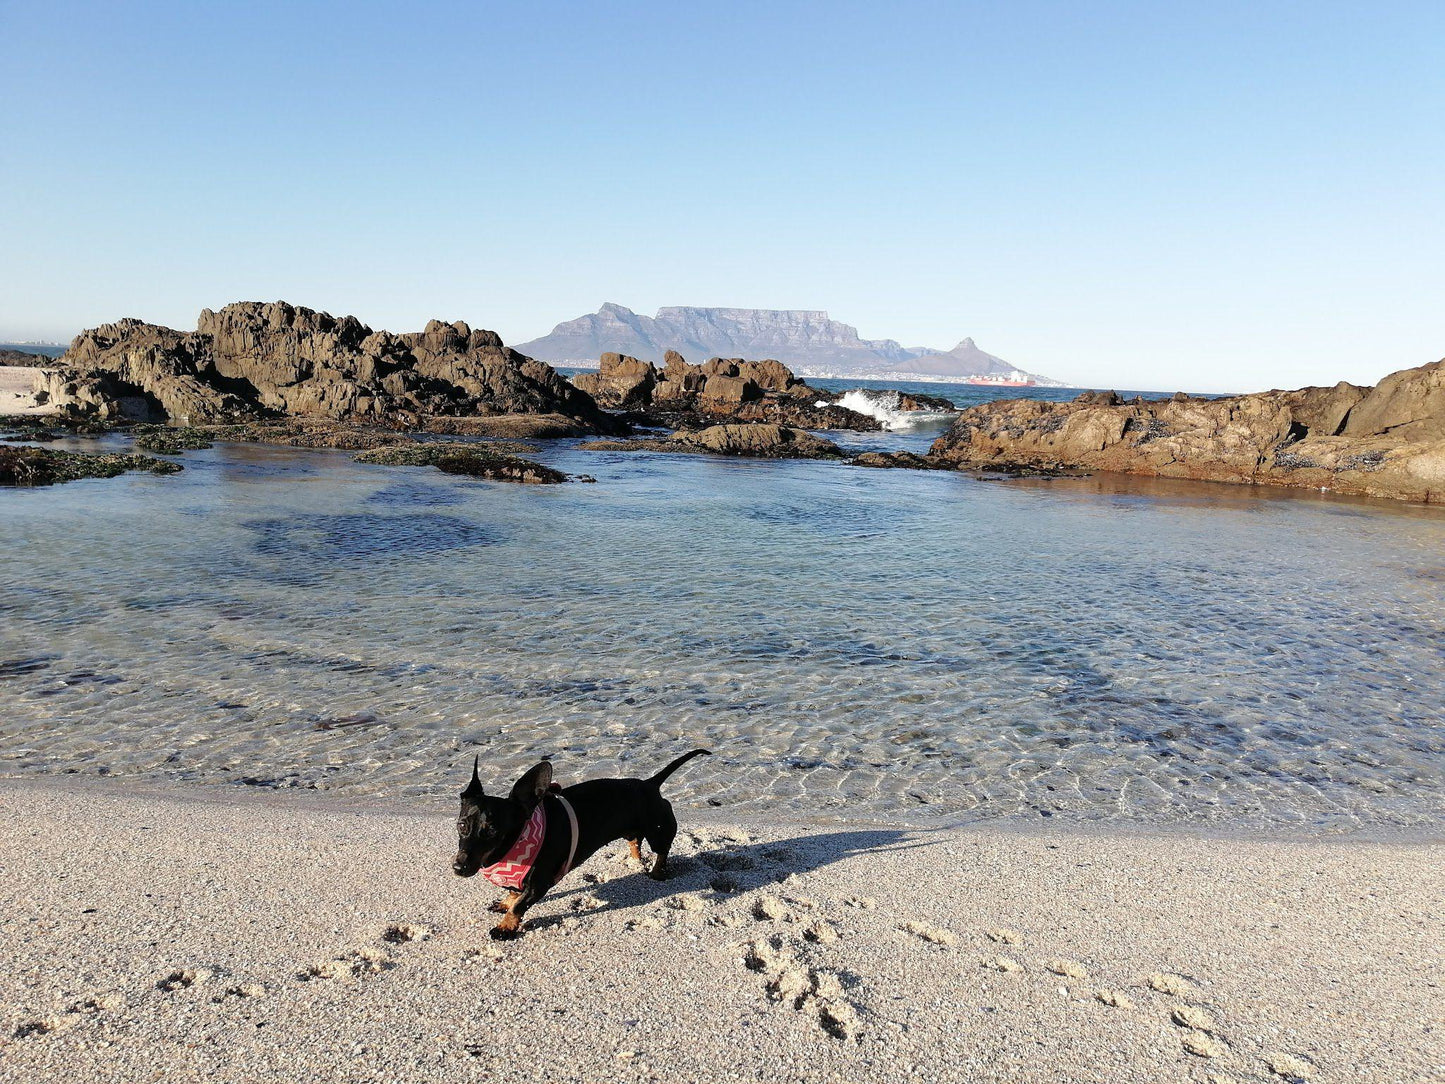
826,389 -> 957,431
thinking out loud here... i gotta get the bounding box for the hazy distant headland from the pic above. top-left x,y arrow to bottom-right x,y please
515,304 -> 1060,385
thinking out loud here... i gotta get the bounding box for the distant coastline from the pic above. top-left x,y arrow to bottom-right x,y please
0,342 -> 67,360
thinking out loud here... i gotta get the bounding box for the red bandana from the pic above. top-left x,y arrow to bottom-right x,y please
480,803 -> 547,890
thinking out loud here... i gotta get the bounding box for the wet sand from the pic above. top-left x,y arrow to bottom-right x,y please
1,778 -> 1439,1082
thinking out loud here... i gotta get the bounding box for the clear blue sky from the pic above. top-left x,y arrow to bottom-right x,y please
2,1 -> 1441,391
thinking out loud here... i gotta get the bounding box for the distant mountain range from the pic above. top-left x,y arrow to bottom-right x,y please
515,304 -> 1059,384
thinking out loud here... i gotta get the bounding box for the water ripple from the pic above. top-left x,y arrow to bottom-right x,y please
0,441 -> 1442,832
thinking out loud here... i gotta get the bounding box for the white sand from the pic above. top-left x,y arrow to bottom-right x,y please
0,778 -> 1440,1083
0,365 -> 55,416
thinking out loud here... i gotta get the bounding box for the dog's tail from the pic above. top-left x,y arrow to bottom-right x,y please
648,748 -> 711,788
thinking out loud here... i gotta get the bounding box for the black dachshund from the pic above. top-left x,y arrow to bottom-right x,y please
452,750 -> 711,939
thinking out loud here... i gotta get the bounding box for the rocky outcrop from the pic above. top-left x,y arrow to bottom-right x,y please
572,350 -> 883,431
926,361 -> 1445,503
40,302 -> 618,433
582,423 -> 845,460
0,349 -> 56,367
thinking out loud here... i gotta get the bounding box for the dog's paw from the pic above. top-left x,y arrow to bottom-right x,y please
487,900 -> 508,914
489,924 -> 523,941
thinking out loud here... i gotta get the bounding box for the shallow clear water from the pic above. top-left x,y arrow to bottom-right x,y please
2,421 -> 1443,834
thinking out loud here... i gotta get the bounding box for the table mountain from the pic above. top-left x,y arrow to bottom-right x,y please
515,304 -> 1057,382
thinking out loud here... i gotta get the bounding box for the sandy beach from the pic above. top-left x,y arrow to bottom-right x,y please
1,778 -> 1439,1083
0,366 -> 49,417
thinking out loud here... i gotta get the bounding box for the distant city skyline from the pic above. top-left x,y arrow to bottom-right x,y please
2,1 -> 1442,394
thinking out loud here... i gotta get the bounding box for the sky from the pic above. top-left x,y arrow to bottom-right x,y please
1,1 -> 1441,392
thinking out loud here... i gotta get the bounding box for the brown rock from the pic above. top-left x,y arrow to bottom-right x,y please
737,359 -> 797,392
928,361 -> 1445,503
671,423 -> 843,459
700,374 -> 761,406
580,352 -> 657,408
1341,363 -> 1445,440
42,302 -> 618,433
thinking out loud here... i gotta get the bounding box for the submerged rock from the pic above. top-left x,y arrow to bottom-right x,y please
133,425 -> 214,455
353,442 -> 568,484
851,450 -> 951,470
417,413 -> 597,440
0,445 -> 182,487
584,423 -> 844,460
927,360 -> 1445,502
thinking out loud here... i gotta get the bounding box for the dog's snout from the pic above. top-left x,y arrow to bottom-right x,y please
452,854 -> 477,877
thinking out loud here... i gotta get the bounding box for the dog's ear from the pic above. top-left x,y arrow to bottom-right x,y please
509,761 -> 553,808
462,756 -> 484,799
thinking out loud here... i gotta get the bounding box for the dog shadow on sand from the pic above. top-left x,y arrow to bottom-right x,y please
529,828 -> 936,928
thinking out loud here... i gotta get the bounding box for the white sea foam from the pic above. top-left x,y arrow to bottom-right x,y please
827,389 -> 956,431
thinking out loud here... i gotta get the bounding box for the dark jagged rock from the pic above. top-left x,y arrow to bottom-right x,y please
353,442 -> 568,484
0,445 -> 182,487
851,451 -> 951,470
416,413 -> 598,440
578,437 -> 692,455
582,423 -> 844,460
39,302 -> 620,433
175,420 -> 413,451
616,401 -> 874,433
676,423 -> 844,458
897,392 -> 957,412
928,361 -> 1445,503
573,350 -> 884,431
0,349 -> 56,367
